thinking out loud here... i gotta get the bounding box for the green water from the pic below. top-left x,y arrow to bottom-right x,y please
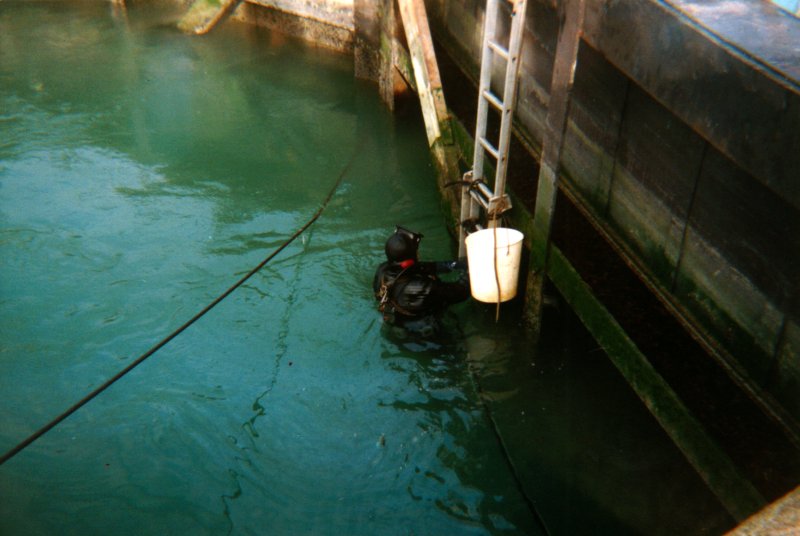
1,2 -> 733,535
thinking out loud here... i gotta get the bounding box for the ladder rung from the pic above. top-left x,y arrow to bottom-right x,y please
488,40 -> 509,60
469,182 -> 508,213
482,89 -> 504,111
475,181 -> 495,200
479,137 -> 499,160
469,188 -> 491,211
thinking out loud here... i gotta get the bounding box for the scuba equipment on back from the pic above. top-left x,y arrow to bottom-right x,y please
374,225 -> 469,337
375,262 -> 435,322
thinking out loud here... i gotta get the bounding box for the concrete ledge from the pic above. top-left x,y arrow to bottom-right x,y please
233,0 -> 354,52
243,0 -> 353,30
726,485 -> 800,535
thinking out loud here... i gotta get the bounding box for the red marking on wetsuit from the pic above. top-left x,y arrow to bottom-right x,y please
399,259 -> 415,269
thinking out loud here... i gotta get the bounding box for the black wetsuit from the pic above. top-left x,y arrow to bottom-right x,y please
373,260 -> 468,334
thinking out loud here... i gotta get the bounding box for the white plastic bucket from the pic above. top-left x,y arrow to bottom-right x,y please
465,227 -> 524,303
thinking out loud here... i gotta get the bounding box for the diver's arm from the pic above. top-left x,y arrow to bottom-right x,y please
417,260 -> 467,274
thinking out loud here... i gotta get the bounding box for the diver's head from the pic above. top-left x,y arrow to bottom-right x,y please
385,226 -> 423,262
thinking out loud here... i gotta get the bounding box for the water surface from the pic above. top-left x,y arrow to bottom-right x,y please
0,2 -> 732,534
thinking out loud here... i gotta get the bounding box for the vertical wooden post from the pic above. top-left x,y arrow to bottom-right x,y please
526,0 -> 585,327
378,0 -> 396,110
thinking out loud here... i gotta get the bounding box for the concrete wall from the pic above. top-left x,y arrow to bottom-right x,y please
425,0 -> 800,431
233,0 -> 355,52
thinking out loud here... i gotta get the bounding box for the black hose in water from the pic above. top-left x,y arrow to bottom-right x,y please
0,144 -> 360,466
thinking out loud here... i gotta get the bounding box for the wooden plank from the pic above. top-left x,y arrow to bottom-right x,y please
582,0 -> 800,211
397,0 -> 453,146
526,0 -> 585,325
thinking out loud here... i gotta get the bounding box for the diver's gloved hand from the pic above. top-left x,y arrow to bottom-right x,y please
449,260 -> 467,272
435,260 -> 468,272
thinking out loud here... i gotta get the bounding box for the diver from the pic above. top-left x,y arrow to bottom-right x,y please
373,226 -> 469,337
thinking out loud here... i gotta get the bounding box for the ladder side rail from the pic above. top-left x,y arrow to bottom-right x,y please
487,39 -> 509,60
490,0 -> 527,219
460,0 -> 501,256
471,0 -> 501,184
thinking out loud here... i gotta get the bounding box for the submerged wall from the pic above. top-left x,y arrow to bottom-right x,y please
424,0 -> 800,436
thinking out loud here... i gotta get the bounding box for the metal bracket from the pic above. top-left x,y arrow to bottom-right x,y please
463,170 -> 513,217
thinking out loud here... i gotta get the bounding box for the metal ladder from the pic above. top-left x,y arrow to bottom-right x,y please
459,0 -> 528,256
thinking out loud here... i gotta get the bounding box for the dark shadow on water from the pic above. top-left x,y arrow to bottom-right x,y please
377,310 -> 547,535
376,293 -> 736,535
378,312 -> 463,356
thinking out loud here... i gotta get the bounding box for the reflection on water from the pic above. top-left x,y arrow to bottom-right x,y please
376,319 -> 541,534
0,2 -> 734,535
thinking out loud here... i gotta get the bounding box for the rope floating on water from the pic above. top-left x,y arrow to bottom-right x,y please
0,145 -> 359,466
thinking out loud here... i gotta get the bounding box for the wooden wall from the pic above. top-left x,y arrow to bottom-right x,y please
227,0 -> 799,433
426,0 -> 800,429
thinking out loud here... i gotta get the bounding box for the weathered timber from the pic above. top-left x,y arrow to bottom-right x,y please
526,0 -> 585,328
583,0 -> 800,210
397,0 -> 453,146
